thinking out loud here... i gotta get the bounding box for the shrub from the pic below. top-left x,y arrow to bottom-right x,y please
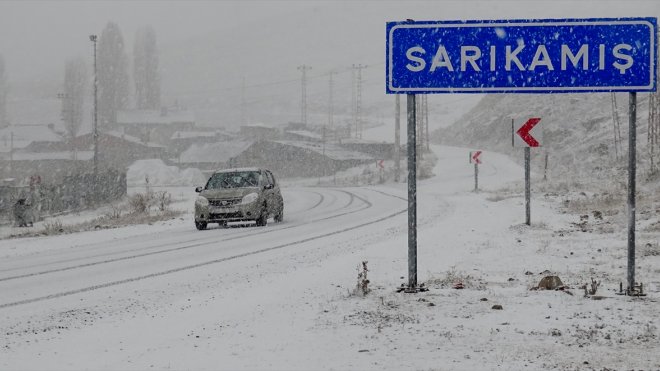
153,191 -> 172,212
129,192 -> 152,214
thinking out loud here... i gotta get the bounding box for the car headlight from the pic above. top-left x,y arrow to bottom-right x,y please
241,192 -> 258,205
195,196 -> 209,207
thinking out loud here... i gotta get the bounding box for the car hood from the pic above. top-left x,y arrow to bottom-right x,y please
200,188 -> 259,199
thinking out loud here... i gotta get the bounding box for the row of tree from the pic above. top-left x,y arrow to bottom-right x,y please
61,22 -> 162,140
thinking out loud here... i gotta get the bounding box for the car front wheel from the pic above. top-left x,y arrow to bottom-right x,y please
274,208 -> 283,223
195,221 -> 207,230
255,204 -> 268,227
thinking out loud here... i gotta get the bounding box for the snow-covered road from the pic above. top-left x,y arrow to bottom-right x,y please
1,145 -> 658,370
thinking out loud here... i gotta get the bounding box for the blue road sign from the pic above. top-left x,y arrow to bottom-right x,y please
386,18 -> 657,94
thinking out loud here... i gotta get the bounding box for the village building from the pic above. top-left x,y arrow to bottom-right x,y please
231,140 -> 374,178
116,108 -> 195,145
177,140 -> 254,174
239,123 -> 280,141
170,130 -> 237,156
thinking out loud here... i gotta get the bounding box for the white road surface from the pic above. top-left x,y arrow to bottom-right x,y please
1,145 -> 658,370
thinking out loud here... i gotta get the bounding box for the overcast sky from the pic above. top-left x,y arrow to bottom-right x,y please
1,0 -> 658,82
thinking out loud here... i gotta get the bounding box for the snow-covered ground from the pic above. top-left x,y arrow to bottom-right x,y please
0,145 -> 658,370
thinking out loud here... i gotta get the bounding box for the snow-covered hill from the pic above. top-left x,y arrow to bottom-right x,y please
432,93 -> 655,181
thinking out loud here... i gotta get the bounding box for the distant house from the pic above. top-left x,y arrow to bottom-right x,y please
71,131 -> 168,169
178,140 -> 253,172
0,124 -> 64,155
337,138 -> 396,160
116,108 -> 195,144
170,130 -> 236,155
282,129 -> 323,142
231,140 -> 374,178
7,151 -> 94,183
0,124 -> 68,181
239,123 -> 280,141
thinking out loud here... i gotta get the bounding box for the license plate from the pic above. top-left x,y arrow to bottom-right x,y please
210,206 -> 236,213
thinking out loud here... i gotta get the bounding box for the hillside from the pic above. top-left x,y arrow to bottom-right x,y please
432,93 -> 656,182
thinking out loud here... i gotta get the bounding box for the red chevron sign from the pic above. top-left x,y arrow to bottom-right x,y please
470,151 -> 482,164
516,118 -> 542,147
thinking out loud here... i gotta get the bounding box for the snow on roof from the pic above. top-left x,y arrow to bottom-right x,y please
243,123 -> 274,129
127,159 -> 207,186
213,167 -> 262,173
170,131 -> 220,140
338,138 -> 384,145
116,109 -> 195,125
179,141 -> 253,164
0,125 -> 64,152
11,151 -> 94,161
274,140 -> 374,161
284,130 -> 322,140
104,131 -> 166,148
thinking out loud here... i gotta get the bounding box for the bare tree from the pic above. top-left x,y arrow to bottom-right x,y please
62,57 -> 88,141
134,26 -> 160,110
98,22 -> 129,129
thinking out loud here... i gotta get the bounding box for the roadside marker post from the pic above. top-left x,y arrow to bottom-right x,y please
387,17 -> 657,294
470,151 -> 482,192
514,117 -> 542,225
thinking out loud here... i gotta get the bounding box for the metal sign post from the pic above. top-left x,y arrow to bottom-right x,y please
395,95 -> 401,182
525,147 -> 531,225
627,92 -> 637,292
470,151 -> 482,192
406,94 -> 418,290
474,162 -> 479,192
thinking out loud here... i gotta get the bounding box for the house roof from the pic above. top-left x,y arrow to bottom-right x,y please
75,131 -> 166,148
179,140 -> 253,164
0,125 -> 64,153
284,130 -> 322,140
273,140 -> 374,161
116,109 -> 195,126
11,150 -> 94,161
104,131 -> 166,148
171,131 -> 224,140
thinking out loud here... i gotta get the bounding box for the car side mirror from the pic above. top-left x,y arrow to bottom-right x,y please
195,186 -> 203,193
264,184 -> 274,190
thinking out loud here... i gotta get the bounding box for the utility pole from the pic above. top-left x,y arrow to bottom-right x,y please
297,65 -> 311,126
241,76 -> 246,126
352,64 -> 366,139
328,71 -> 334,128
394,94 -> 401,182
9,130 -> 13,175
90,34 -> 99,175
57,93 -> 76,160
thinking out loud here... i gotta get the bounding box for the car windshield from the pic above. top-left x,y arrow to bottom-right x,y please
206,171 -> 261,189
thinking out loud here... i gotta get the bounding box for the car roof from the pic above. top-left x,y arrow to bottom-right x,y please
213,167 -> 264,174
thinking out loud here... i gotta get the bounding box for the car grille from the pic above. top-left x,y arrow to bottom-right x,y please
209,198 -> 242,207
209,212 -> 244,219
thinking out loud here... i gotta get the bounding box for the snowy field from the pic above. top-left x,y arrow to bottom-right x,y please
0,144 -> 658,370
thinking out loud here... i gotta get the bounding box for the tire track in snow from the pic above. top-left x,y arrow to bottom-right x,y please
0,189 -> 405,309
0,188 -> 376,285
0,188 -> 331,276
